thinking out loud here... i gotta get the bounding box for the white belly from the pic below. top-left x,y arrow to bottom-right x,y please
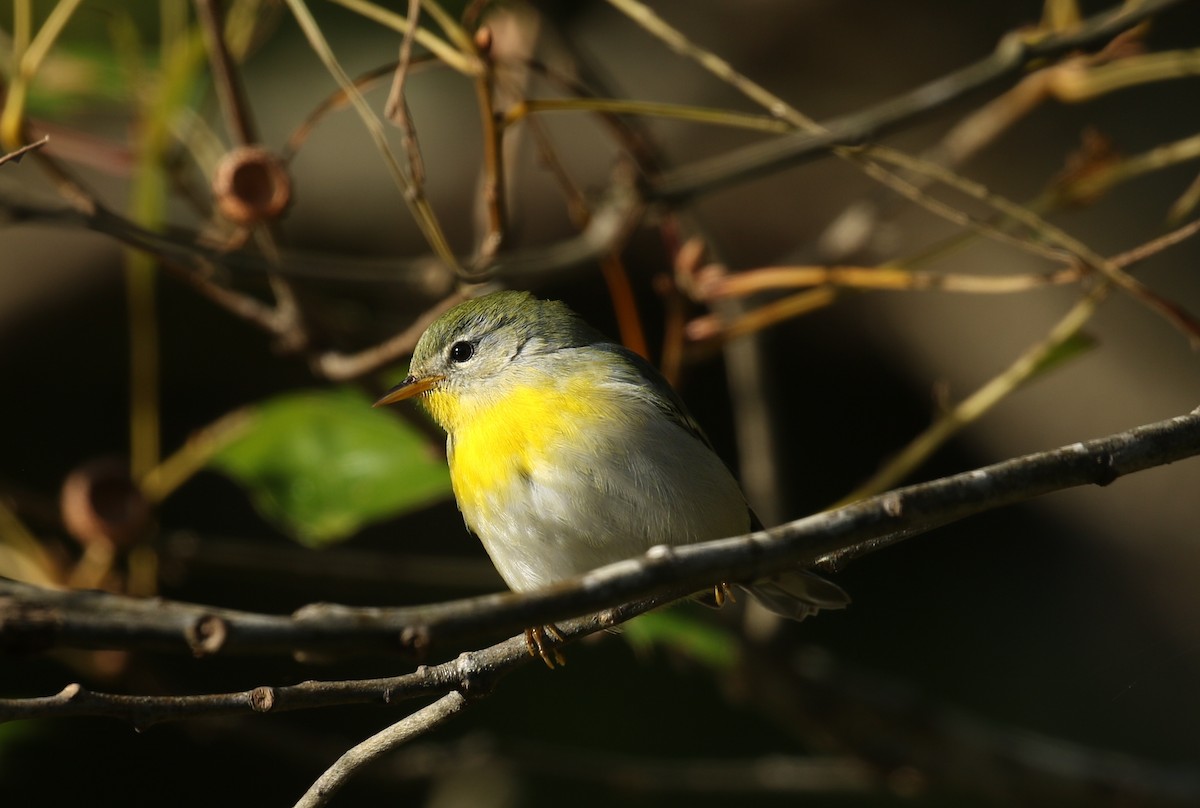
458,411 -> 749,592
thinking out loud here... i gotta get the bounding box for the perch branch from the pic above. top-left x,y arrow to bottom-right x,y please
3,408 -> 1199,668
0,592 -> 680,726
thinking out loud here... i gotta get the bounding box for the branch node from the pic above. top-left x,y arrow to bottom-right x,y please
185,614 -> 229,656
880,492 -> 905,518
454,651 -> 491,697
645,544 -> 676,562
1092,452 -> 1119,487
249,685 -> 276,712
60,456 -> 152,551
399,624 -> 431,657
597,607 -> 622,629
473,26 -> 493,56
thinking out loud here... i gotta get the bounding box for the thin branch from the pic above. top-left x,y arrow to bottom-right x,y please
504,97 -> 791,134
3,407 -> 1199,670
932,26 -> 1146,170
836,285 -> 1107,505
0,0 -> 87,150
0,171 -> 642,378
707,264 -> 1083,298
0,593 -> 678,726
686,287 -> 838,345
642,0 -> 1187,202
605,0 -> 1200,349
195,0 -> 259,146
281,57 -> 436,164
494,49 -> 651,357
0,134 -> 49,166
282,0 -> 463,274
602,0 -> 820,132
311,291 -> 464,381
292,692 -> 468,808
195,0 -> 305,346
868,146 -> 1200,345
814,24 -> 1147,259
0,181 -> 417,283
470,25 -> 508,268
384,0 -> 427,188
325,0 -> 478,75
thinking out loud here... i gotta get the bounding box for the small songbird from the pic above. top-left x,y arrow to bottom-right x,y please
375,291 -> 848,663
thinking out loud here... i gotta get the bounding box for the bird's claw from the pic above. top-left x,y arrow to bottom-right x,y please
524,624 -> 567,668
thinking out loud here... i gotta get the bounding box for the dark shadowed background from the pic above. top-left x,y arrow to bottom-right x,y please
3,1 -> 1200,805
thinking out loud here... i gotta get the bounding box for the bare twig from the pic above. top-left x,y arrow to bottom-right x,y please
384,0 -> 427,188
503,97 -> 790,134
283,0 -> 462,274
470,25 -> 508,268
195,0 -> 305,346
0,592 -> 678,725
706,264 -> 1083,298
0,0 -> 86,150
325,0 -> 478,75
0,134 -> 49,166
3,407 -> 1199,671
867,147 -> 1200,345
281,57 -> 436,163
837,285 -> 1107,504
195,0 -> 259,146
0,170 -> 641,379
494,43 -> 652,356
292,692 -> 468,808
642,0 -> 1187,202
312,291 -> 464,380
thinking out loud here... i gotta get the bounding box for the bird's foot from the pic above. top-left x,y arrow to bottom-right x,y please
524,624 -> 567,668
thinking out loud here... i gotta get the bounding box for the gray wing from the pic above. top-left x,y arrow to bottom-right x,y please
592,342 -> 717,450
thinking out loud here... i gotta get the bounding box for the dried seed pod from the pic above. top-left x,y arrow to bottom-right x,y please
212,145 -> 292,225
60,457 -> 151,551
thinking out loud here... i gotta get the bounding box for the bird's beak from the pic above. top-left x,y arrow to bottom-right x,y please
373,374 -> 444,407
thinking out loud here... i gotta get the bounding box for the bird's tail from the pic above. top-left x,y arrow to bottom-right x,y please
743,569 -> 851,621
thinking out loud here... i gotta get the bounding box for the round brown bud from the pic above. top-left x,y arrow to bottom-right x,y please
212,145 -> 292,225
60,457 -> 151,550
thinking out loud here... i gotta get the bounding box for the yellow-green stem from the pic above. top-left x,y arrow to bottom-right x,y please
0,0 -> 87,149
835,286 -> 1106,506
123,19 -> 207,482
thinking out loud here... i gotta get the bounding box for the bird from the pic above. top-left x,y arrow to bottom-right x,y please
375,290 -> 848,664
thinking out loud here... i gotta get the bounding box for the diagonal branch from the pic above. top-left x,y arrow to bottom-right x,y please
0,134 -> 49,166
292,691 -> 469,808
3,407 -> 1198,667
645,0 -> 1188,203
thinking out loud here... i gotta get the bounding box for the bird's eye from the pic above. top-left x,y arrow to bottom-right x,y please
449,341 -> 474,363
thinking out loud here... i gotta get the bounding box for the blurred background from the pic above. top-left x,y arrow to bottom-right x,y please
3,0 -> 1200,805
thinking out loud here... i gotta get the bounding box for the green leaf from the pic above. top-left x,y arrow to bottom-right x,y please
209,388 -> 451,546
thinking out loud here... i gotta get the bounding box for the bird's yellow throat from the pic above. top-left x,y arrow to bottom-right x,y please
422,370 -> 619,513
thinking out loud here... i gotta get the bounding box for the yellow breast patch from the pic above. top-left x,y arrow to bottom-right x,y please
432,372 -> 620,517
